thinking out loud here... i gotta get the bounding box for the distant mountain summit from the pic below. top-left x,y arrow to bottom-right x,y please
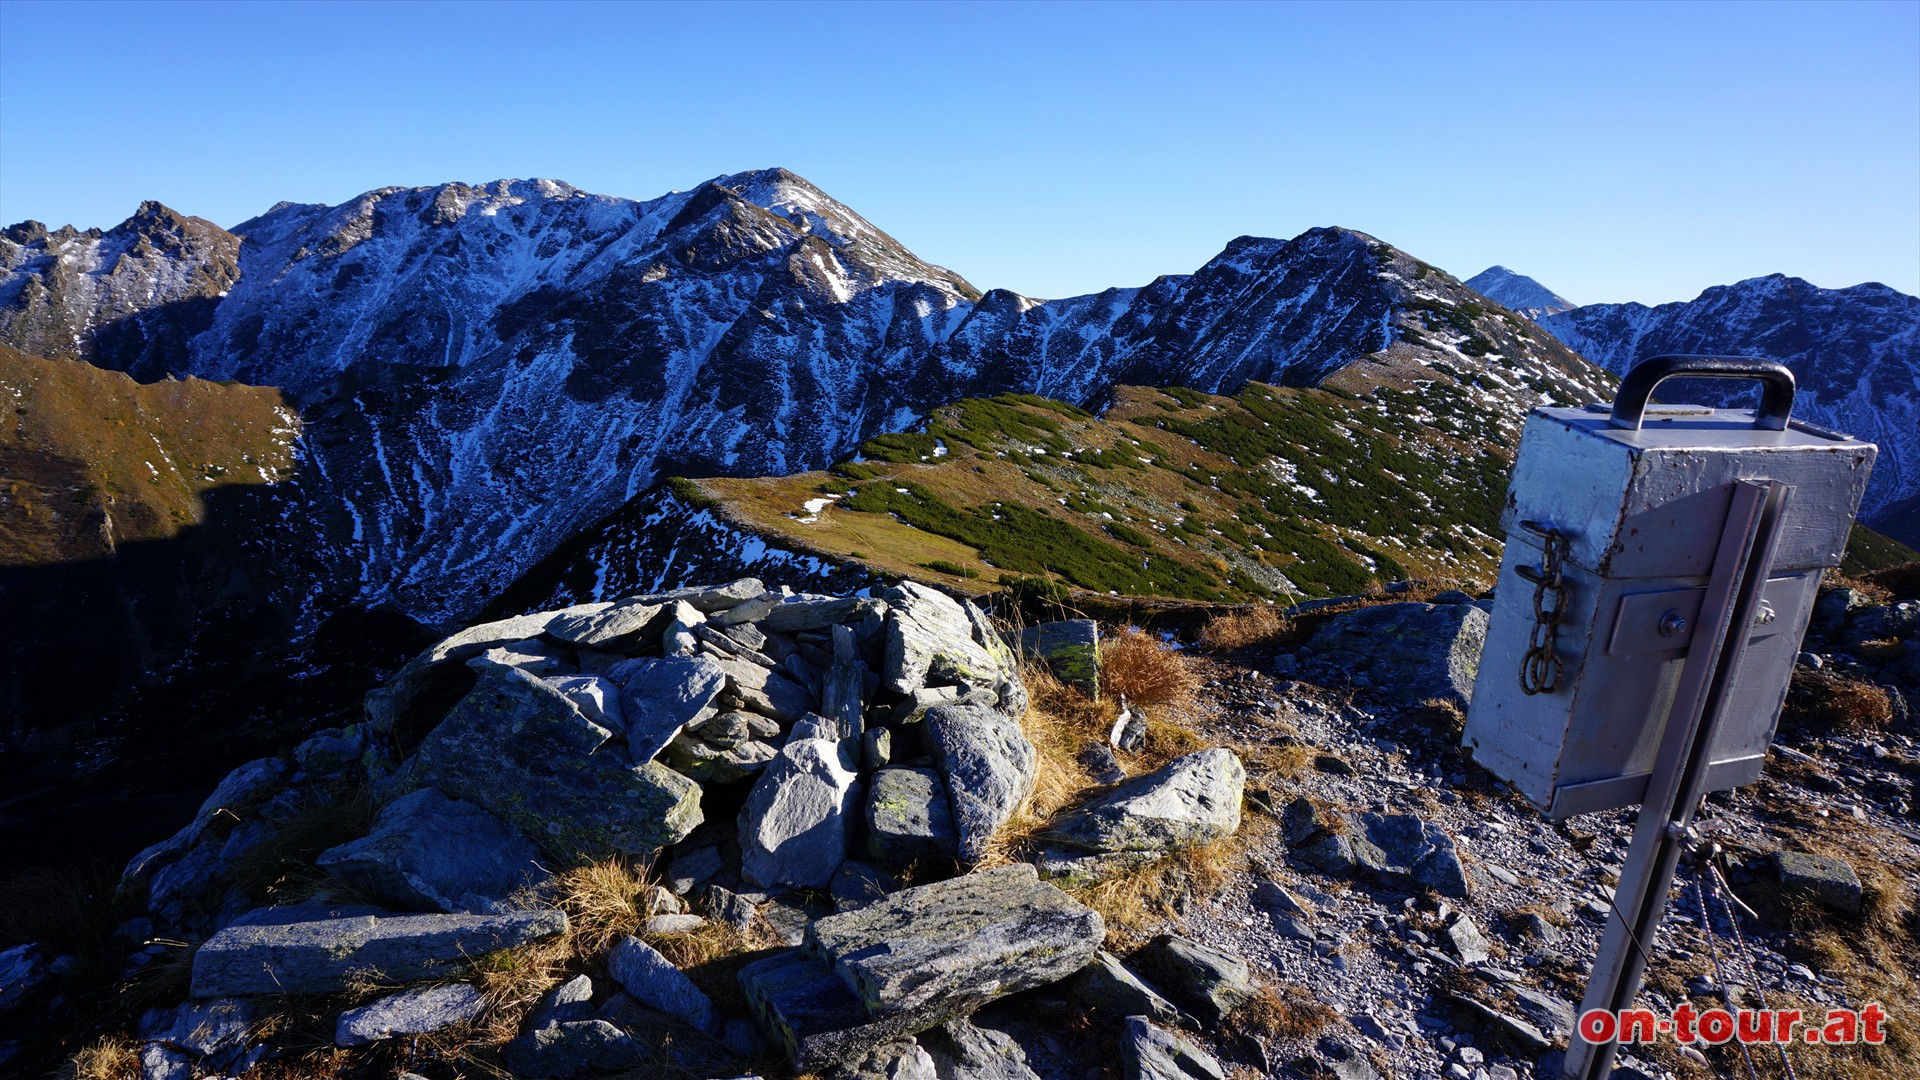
1465,265 -> 1573,318
1537,274 -> 1920,545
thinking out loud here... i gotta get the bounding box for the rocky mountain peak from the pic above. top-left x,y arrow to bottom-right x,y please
1464,265 -> 1573,319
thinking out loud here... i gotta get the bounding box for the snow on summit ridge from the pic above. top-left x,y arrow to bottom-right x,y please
1465,265 -> 1573,319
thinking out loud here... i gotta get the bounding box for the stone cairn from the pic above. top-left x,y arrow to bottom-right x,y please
100,578 -> 1247,1079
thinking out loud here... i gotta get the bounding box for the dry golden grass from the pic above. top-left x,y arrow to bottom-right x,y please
224,784 -> 377,906
1198,605 -> 1290,650
1227,981 -> 1339,1043
978,662 -> 1111,866
62,1035 -> 140,1080
1779,668 -> 1894,735
1100,627 -> 1199,715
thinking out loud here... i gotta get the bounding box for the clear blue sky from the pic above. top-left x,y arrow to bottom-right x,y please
2,0 -> 1915,305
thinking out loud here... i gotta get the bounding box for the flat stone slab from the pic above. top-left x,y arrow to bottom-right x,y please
607,935 -> 720,1035
616,655 -> 729,762
1772,851 -> 1863,915
1008,619 -> 1100,697
1306,601 -> 1488,706
317,787 -> 547,913
739,947 -> 900,1071
411,666 -> 702,861
807,864 -> 1103,1023
335,983 -> 484,1046
739,733 -> 861,889
190,902 -> 566,996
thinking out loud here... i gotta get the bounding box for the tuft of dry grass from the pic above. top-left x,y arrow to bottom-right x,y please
1227,981 -> 1339,1043
1779,668 -> 1893,735
224,784 -> 378,906
1101,627 -> 1199,715
62,1035 -> 140,1080
1198,605 -> 1290,651
979,662 -> 1110,865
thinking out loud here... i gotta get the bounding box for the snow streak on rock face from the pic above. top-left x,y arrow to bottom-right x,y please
1,169 -> 1606,630
1464,266 -> 1573,319
1538,275 -> 1920,542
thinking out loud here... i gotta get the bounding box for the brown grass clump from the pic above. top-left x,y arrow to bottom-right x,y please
62,1035 -> 140,1080
1779,668 -> 1893,735
1862,560 -> 1920,601
1101,627 -> 1199,714
1198,605 -> 1290,651
1227,981 -> 1339,1043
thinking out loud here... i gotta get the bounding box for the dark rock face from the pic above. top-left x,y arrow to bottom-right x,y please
1306,601 -> 1489,707
188,902 -> 566,997
315,787 -> 548,913
1538,275 -> 1920,543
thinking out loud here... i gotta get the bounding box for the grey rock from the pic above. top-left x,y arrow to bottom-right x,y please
1079,742 -> 1129,785
1146,934 -> 1254,1026
140,1043 -> 192,1080
1007,619 -> 1100,697
882,582 -> 1020,708
710,652 -> 819,723
738,948 -> 899,1070
316,787 -> 548,913
618,655 -> 730,762
716,590 -> 781,626
832,860 -> 894,911
1446,992 -> 1552,1052
664,730 -> 779,783
0,944 -> 47,1012
1307,601 -> 1489,706
1512,911 -> 1564,944
528,974 -> 596,1031
864,726 -> 893,771
1773,850 -> 1863,915
840,1039 -> 939,1080
643,914 -> 708,935
1445,916 -> 1491,964
1509,986 -> 1576,1042
542,675 -> 626,733
1347,812 -> 1471,898
764,595 -> 881,632
867,767 -> 960,866
925,704 -> 1036,863
468,638 -> 572,677
1118,1015 -> 1224,1080
607,934 -> 721,1034
706,885 -> 759,932
1041,749 -> 1243,862
504,1019 -> 646,1078
667,845 -> 723,895
138,997 -> 253,1056
920,1017 -> 1042,1080
808,864 -> 1103,1025
292,725 -> 368,777
410,665 -> 703,860
1316,1037 -> 1383,1080
1071,951 -> 1192,1028
739,732 -> 862,888
647,577 -> 768,613
335,982 -> 484,1046
189,901 -> 566,996
543,599 -> 670,649
691,709 -> 753,749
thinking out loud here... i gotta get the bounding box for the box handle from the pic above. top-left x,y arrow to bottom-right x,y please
1608,355 -> 1796,432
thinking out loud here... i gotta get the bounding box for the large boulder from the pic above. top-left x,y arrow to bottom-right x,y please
741,865 -> 1102,1070
739,730 -> 862,889
1118,1015 -> 1225,1080
1145,935 -> 1254,1027
920,1018 -> 1042,1080
410,665 -> 702,860
189,901 -> 566,997
1291,809 -> 1470,899
1038,750 -> 1243,880
808,864 -> 1103,1027
1306,601 -> 1488,706
613,654 -> 729,762
316,788 -> 547,913
925,704 -> 1036,863
881,582 -> 1024,713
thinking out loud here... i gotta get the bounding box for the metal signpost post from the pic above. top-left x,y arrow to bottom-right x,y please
1461,356 -> 1879,1080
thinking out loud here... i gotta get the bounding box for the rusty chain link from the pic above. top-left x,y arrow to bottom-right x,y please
1516,520 -> 1569,695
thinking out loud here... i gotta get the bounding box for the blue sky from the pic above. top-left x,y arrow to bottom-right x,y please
2,0 -> 1914,305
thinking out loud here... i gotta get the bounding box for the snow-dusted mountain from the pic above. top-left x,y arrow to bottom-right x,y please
1465,265 -> 1573,319
0,170 -> 1608,637
1538,275 -> 1920,545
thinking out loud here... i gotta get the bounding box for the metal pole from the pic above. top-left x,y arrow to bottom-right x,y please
1562,480 -> 1793,1080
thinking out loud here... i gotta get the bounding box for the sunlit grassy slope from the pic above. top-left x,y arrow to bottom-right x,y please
0,344 -> 297,565
687,383 -> 1518,603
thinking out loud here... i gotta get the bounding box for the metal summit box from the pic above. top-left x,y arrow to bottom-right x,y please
1464,357 -> 1876,819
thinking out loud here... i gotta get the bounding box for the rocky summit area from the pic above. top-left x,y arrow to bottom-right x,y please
3,569 -> 1918,1080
